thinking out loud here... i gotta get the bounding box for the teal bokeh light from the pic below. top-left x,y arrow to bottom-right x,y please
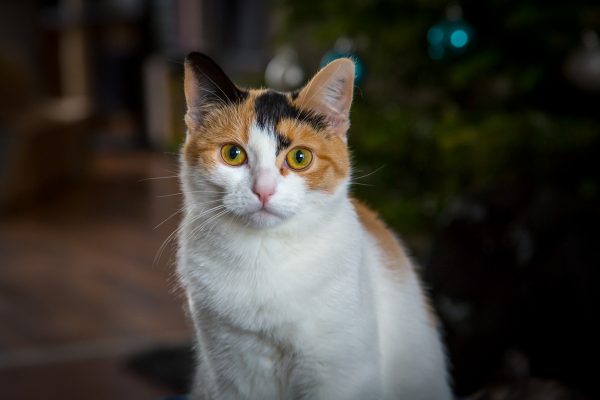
450,29 -> 469,48
427,27 -> 444,46
426,19 -> 474,60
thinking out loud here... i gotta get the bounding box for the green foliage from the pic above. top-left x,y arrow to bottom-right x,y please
275,0 -> 600,256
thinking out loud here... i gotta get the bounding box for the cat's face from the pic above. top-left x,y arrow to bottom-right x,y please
182,53 -> 355,229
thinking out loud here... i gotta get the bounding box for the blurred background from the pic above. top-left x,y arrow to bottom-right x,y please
1,0 -> 598,399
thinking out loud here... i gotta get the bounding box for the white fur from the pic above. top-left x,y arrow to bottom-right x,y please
177,124 -> 451,399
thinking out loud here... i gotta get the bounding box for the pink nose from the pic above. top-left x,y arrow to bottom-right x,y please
252,183 -> 275,205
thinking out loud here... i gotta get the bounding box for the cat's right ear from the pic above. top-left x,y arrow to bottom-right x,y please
184,52 -> 246,129
295,58 -> 355,139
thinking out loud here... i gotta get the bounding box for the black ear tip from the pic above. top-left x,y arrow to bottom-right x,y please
185,52 -> 200,62
185,51 -> 202,65
182,51 -> 246,106
185,52 -> 216,66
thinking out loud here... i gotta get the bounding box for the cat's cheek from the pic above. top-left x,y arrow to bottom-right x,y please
210,164 -> 249,190
209,164 -> 259,216
266,174 -> 306,218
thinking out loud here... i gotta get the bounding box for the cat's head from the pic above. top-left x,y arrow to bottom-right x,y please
181,52 -> 355,229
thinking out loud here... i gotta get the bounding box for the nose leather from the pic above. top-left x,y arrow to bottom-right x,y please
252,171 -> 276,205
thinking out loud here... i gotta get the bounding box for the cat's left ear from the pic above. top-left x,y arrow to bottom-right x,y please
184,52 -> 246,129
295,58 -> 355,138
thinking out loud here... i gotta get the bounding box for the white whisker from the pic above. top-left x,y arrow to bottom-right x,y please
154,208 -> 184,230
139,175 -> 181,182
157,191 -> 226,198
154,204 -> 226,266
351,165 -> 385,181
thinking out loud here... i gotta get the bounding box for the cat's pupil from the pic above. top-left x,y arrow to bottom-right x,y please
295,150 -> 305,164
229,146 -> 240,159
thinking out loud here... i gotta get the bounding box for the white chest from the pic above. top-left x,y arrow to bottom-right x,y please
178,207 -> 369,337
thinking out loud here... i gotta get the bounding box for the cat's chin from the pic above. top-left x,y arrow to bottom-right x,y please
245,209 -> 286,229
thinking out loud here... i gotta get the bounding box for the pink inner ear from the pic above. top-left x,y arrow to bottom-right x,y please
326,114 -> 348,129
295,58 -> 355,136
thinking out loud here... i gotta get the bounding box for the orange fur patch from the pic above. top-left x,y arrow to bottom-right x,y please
276,119 -> 349,192
351,198 -> 407,269
422,291 -> 440,328
184,93 -> 257,169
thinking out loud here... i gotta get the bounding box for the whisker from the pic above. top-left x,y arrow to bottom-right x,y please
349,182 -> 376,187
201,209 -> 230,237
153,198 -> 223,230
191,209 -> 230,239
153,204 -> 226,265
139,172 -> 200,183
138,175 -> 180,182
154,208 -> 184,230
156,190 -> 226,198
154,217 -> 195,267
351,165 -> 385,181
154,222 -> 186,267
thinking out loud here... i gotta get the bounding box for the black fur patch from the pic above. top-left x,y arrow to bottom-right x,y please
185,52 -> 248,124
185,53 -> 249,106
254,91 -> 327,135
276,133 -> 292,154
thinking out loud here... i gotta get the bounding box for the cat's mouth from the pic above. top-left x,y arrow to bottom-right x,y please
245,205 -> 286,227
253,205 -> 280,218
255,209 -> 275,218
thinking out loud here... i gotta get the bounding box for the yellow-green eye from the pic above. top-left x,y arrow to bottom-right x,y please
221,144 -> 247,166
286,148 -> 313,170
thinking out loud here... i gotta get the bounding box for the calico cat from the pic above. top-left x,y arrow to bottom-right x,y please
177,52 -> 451,400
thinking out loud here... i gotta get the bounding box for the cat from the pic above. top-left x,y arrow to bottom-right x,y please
177,52 -> 451,400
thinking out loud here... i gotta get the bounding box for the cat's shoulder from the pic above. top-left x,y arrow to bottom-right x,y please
350,198 -> 409,271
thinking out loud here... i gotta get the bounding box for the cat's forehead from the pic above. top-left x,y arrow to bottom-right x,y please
187,88 -> 330,144
189,89 -> 330,150
250,90 -> 327,135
